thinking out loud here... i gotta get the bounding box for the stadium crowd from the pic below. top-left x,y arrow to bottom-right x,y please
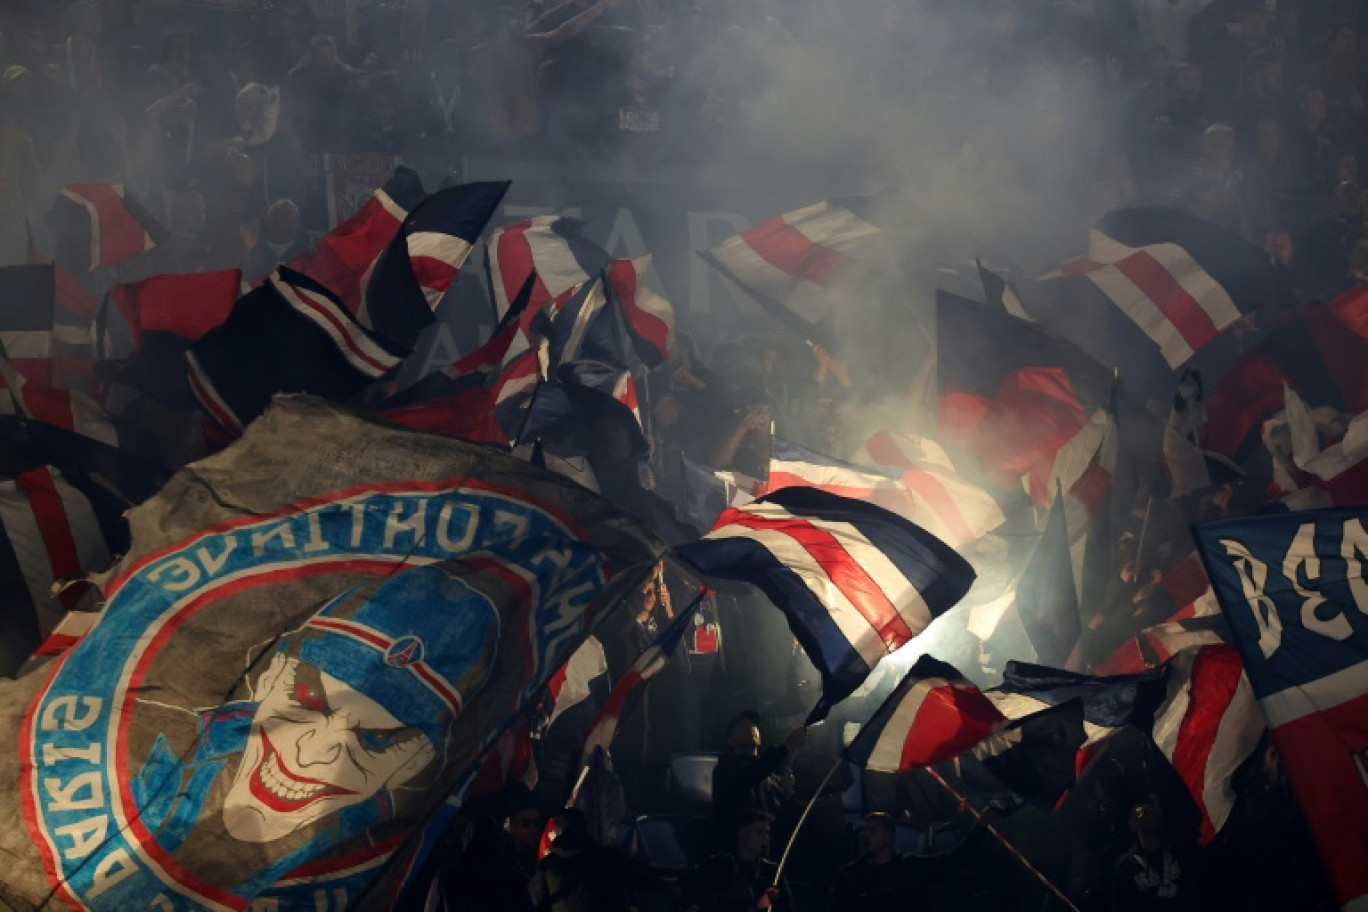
0,0 -> 1361,909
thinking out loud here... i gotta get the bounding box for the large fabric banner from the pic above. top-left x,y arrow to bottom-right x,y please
0,395 -> 661,911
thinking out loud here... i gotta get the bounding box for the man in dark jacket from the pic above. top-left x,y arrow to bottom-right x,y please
1111,804 -> 1194,911
830,812 -> 929,912
711,711 -> 806,842
684,809 -> 793,912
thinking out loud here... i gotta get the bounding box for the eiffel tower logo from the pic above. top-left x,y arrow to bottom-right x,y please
1353,746 -> 1368,790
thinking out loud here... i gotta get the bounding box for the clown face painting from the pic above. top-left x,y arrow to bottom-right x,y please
223,653 -> 438,842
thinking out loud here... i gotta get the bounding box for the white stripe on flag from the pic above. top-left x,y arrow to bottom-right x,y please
0,331 -> 51,359
0,477 -> 53,611
1088,231 -> 1241,330
704,524 -> 888,669
1084,263 -> 1195,366
274,274 -> 401,379
1260,658 -> 1368,728
407,232 -> 473,271
987,691 -> 1112,745
866,676 -> 944,770
1202,670 -> 1263,834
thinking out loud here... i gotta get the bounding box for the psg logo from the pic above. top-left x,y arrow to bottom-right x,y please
385,635 -> 427,668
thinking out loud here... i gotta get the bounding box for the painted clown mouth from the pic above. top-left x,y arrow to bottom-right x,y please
247,731 -> 357,813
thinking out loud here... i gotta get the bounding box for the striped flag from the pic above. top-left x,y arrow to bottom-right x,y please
676,487 -> 975,721
700,198 -> 879,334
356,180 -> 509,348
1149,644 -> 1263,845
581,597 -> 702,762
957,699 -> 1088,811
187,267 -> 408,433
484,216 -> 609,325
286,166 -> 427,314
850,431 -> 1005,547
0,265 -> 55,387
605,256 -> 675,368
845,654 -> 1006,771
0,355 -> 121,448
48,184 -> 166,273
0,465 -> 111,676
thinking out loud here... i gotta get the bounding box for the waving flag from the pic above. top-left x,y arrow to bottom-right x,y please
605,256 -> 675,368
0,265 -> 55,387
700,197 -> 879,335
581,596 -> 702,761
356,180 -> 509,349
1149,644 -> 1262,845
187,267 -> 407,432
1194,508 -> 1368,899
989,662 -> 1165,748
484,216 -> 609,324
676,487 -> 975,721
957,699 -> 1087,811
1015,491 -> 1080,668
0,355 -> 122,448
0,395 -> 663,910
850,431 -> 1005,547
48,183 -> 166,273
845,654 -> 1006,771
287,165 -> 427,313
104,270 -> 241,408
937,292 -> 1114,504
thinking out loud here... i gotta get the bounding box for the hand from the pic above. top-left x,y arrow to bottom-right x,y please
742,408 -> 771,432
757,885 -> 780,909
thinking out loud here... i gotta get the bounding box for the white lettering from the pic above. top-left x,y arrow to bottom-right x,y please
383,499 -> 428,549
146,557 -> 200,593
347,501 -> 368,548
44,772 -> 103,812
40,696 -> 103,732
195,537 -> 237,577
149,895 -> 175,911
1344,518 -> 1368,613
251,523 -> 296,557
1284,523 -> 1352,641
53,815 -> 107,860
303,509 -> 330,554
86,847 -> 138,900
436,502 -> 478,553
417,324 -> 461,378
493,509 -> 529,542
42,742 -> 101,765
1220,538 -> 1283,659
603,208 -> 649,260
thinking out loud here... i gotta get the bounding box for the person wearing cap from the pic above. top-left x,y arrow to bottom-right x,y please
683,808 -> 793,912
711,710 -> 807,841
1110,803 -> 1194,911
129,565 -> 500,894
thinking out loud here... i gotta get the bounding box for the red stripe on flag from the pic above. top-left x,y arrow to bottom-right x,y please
496,223 -> 556,325
899,466 -> 975,545
73,185 -> 149,269
899,682 -> 1003,769
16,468 -> 83,601
740,217 -> 843,287
861,431 -> 910,467
1171,645 -> 1243,845
607,259 -> 670,358
722,509 -> 914,649
410,256 -> 459,296
1110,250 -> 1220,352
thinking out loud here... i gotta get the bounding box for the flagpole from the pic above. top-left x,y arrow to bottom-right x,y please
920,767 -> 1081,912
772,754 -> 841,887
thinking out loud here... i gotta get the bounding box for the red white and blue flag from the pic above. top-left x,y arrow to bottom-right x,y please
1195,509 -> 1368,902
604,256 -> 675,369
845,654 -> 1006,771
49,183 -> 166,273
484,216 -> 609,326
677,487 -> 975,721
700,198 -> 879,334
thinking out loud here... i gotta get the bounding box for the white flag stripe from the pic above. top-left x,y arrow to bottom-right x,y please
53,472 -> 110,579
1260,658 -> 1368,728
866,676 -> 943,770
705,524 -> 887,668
0,478 -> 53,611
1152,664 -> 1192,759
1088,231 -> 1241,330
273,274 -> 401,378
1200,670 -> 1263,833
405,232 -> 473,271
785,203 -> 880,259
547,636 -> 607,728
0,331 -> 51,359
736,500 -> 936,637
1084,264 -> 1195,367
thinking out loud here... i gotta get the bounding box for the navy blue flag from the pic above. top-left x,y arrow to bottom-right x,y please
955,698 -> 1087,811
569,746 -> 629,848
187,267 -> 408,433
356,180 -> 509,349
1015,488 -> 1081,668
1193,508 -> 1368,909
676,487 -> 975,721
989,661 -> 1166,747
0,265 -> 55,387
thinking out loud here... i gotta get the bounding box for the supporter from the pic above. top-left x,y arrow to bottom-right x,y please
432,811 -> 536,912
830,812 -> 928,912
504,790 -> 545,887
1285,85 -> 1338,200
1171,123 -> 1244,230
683,808 -> 794,912
527,807 -> 652,912
1110,803 -> 1195,911
244,197 -> 304,281
1298,179 -> 1363,293
711,710 -> 806,841
282,34 -> 355,154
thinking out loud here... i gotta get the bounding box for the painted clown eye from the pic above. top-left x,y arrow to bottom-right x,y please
357,727 -> 418,753
293,679 -> 328,713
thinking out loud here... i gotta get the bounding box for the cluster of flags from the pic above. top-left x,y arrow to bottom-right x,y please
0,163 -> 1364,911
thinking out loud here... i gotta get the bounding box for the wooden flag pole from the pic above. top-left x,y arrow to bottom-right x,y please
772,754 -> 841,887
921,767 -> 1081,912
